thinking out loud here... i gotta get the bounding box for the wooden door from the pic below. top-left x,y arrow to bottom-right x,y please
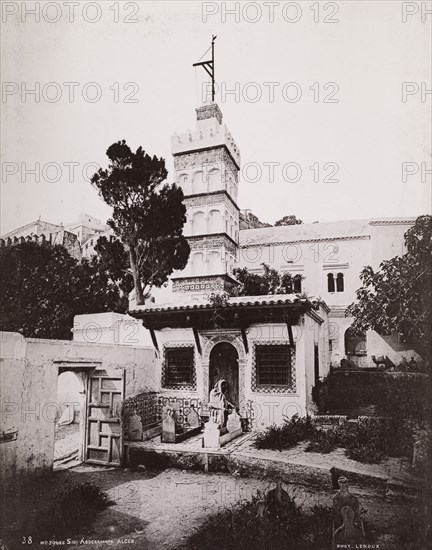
209,342 -> 239,408
85,369 -> 124,466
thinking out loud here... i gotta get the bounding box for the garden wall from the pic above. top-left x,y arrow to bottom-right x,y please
0,332 -> 157,485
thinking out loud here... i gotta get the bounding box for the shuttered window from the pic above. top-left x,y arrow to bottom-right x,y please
164,347 -> 194,387
255,345 -> 292,387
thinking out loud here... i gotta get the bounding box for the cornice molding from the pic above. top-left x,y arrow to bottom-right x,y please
240,234 -> 370,249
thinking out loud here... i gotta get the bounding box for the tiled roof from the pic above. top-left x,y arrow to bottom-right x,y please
130,293 -> 326,314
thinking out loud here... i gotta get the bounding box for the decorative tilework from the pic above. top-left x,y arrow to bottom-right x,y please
123,392 -> 158,427
251,340 -> 296,394
161,343 -> 197,391
156,395 -> 205,427
174,149 -> 238,181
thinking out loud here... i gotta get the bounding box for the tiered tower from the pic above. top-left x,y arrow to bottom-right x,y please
171,102 -> 241,294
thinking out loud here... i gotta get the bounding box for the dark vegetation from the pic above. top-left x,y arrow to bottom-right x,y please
0,241 -> 129,339
255,372 -> 431,468
91,141 -> 190,305
233,263 -> 304,296
314,371 -> 430,422
177,489 -> 430,550
176,493 -> 334,550
33,482 -> 112,539
347,215 -> 432,368
274,215 -> 303,226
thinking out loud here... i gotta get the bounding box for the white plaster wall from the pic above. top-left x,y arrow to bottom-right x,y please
366,330 -> 423,367
73,312 -> 153,347
244,322 -> 307,429
0,333 -> 58,484
155,328 -> 199,396
237,237 -> 371,310
369,223 -> 410,270
0,333 -> 157,484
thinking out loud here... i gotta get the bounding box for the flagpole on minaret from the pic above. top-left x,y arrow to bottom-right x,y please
193,35 -> 217,102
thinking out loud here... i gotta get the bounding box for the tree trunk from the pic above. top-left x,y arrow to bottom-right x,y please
129,246 -> 145,305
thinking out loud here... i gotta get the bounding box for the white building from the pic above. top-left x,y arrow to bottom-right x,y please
127,102 -> 419,428
128,103 -> 330,428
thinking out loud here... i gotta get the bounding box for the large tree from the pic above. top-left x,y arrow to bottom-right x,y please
233,263 -> 304,296
91,141 -> 190,305
346,215 -> 432,365
93,235 -> 134,298
0,241 -> 127,339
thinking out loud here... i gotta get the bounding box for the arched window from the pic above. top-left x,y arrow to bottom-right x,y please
293,278 -> 302,293
345,327 -> 366,356
327,273 -> 335,293
192,211 -> 206,235
178,173 -> 189,195
228,177 -> 234,196
191,171 -> 204,194
336,272 -> 344,292
208,251 -> 220,274
207,168 -> 219,192
208,209 -> 220,233
192,252 -> 204,276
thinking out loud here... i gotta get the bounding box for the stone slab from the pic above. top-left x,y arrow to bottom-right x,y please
162,426 -> 202,444
142,423 -> 162,441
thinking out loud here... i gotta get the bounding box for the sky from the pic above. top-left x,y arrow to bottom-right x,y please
1,0 -> 431,235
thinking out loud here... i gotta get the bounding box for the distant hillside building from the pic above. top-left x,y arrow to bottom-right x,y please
0,213 -> 108,260
239,209 -> 272,230
0,218 -> 81,259
64,213 -> 108,246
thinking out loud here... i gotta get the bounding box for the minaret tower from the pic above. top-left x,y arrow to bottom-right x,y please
170,39 -> 241,295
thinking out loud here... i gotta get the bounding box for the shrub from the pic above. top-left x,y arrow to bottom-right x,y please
255,415 -> 416,464
376,376 -> 431,423
254,415 -> 315,450
176,492 -> 333,550
315,372 -> 431,423
305,429 -> 340,454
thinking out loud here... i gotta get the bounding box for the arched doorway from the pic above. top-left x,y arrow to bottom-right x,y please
54,370 -> 86,469
345,327 -> 366,356
209,342 -> 239,408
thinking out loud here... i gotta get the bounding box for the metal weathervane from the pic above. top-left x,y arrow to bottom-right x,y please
193,35 -> 217,102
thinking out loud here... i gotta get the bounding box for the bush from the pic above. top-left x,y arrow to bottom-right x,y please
255,415 -> 416,464
315,372 -> 431,423
255,415 -> 315,450
376,376 -> 431,423
176,492 -> 333,550
305,429 -> 340,454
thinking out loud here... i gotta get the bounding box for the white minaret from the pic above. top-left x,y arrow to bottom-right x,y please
170,101 -> 241,294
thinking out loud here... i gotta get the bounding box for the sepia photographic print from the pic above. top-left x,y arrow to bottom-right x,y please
1,1 -> 431,549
